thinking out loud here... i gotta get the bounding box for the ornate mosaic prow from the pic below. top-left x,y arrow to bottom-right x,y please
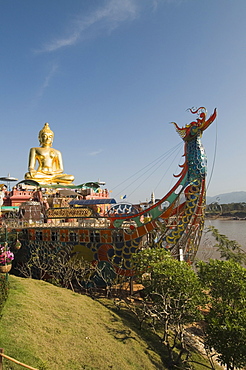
172,107 -> 217,142
163,107 -> 217,260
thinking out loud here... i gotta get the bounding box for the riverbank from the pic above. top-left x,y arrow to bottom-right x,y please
206,214 -> 246,221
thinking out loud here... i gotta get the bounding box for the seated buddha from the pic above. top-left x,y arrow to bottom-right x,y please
25,123 -> 74,185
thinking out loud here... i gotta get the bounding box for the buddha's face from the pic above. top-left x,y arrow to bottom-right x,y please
39,132 -> 54,147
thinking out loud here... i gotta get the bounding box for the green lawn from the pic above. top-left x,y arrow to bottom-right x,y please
0,275 -> 165,370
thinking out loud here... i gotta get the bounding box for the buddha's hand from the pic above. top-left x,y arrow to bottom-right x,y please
28,169 -> 37,177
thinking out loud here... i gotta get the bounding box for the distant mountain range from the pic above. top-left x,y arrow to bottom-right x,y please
207,191 -> 246,204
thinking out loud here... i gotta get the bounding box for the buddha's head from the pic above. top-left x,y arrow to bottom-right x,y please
38,123 -> 54,147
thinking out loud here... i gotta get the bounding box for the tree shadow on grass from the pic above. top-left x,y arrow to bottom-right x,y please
98,299 -> 169,370
105,326 -> 137,343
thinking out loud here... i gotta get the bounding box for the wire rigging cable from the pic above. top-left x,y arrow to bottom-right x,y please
113,142 -> 183,199
125,145 -> 183,200
154,145 -> 184,194
206,115 -> 218,192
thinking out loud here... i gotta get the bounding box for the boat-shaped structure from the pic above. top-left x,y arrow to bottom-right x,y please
3,107 -> 217,278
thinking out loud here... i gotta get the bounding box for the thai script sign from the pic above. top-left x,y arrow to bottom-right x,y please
47,207 -> 93,219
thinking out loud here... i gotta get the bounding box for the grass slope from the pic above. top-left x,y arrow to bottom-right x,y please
0,276 -> 164,370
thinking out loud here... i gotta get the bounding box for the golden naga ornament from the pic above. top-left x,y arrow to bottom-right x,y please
25,123 -> 74,185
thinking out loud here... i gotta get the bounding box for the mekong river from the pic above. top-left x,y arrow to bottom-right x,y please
196,219 -> 246,261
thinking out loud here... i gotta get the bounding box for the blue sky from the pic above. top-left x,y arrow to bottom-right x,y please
1,0 -> 246,203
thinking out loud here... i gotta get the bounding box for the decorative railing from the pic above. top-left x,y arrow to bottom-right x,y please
2,217 -> 111,229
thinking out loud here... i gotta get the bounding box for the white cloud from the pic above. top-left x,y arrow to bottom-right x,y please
37,63 -> 59,98
88,149 -> 103,156
29,63 -> 59,109
37,0 -> 140,53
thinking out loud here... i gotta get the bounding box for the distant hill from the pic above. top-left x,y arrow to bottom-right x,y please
207,191 -> 246,204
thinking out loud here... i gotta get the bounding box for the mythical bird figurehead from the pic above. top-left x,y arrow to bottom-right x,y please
172,107 -> 217,142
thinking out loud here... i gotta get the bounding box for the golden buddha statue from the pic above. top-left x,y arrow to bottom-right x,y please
25,123 -> 74,185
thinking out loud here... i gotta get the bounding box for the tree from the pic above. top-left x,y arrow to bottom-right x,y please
208,225 -> 246,265
15,243 -> 118,296
16,243 -> 98,293
134,248 -> 205,367
198,259 -> 246,370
